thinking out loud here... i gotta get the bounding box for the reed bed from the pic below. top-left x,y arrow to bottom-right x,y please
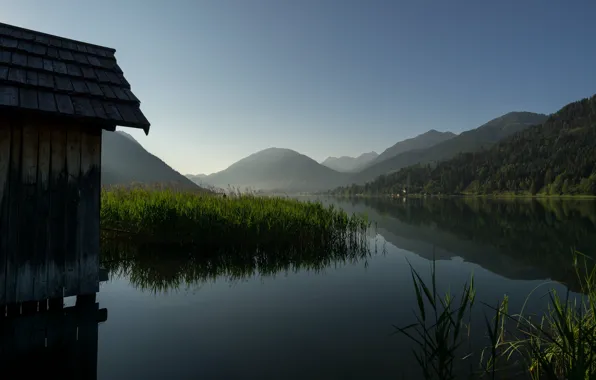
100,188 -> 369,253
395,253 -> 596,380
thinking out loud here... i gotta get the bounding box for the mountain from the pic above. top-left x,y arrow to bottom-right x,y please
321,151 -> 378,172
334,95 -> 596,196
102,131 -> 200,190
370,129 -> 456,166
186,173 -> 208,185
201,148 -> 348,192
349,111 -> 548,184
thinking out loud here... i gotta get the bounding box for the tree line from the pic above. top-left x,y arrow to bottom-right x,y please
332,94 -> 596,196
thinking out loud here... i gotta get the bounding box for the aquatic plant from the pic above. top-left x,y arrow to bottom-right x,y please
101,187 -> 370,253
396,253 -> 596,379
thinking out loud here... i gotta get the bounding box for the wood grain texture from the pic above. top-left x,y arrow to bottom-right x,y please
5,124 -> 21,304
0,122 -> 11,305
16,124 -> 39,302
79,128 -> 100,295
33,126 -> 51,300
48,126 -> 67,299
64,126 -> 81,296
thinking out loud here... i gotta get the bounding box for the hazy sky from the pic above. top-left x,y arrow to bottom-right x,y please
2,1 -> 596,174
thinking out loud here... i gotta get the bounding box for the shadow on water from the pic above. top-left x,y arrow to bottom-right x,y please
0,298 -> 108,379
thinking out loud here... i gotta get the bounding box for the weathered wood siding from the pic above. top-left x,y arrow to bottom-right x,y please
0,119 -> 101,304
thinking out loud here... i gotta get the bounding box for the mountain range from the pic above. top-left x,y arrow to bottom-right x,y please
105,94 -> 594,197
334,95 -> 596,196
187,111 -> 548,192
321,152 -> 378,172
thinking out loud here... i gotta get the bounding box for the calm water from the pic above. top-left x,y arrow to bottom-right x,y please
50,198 -> 596,378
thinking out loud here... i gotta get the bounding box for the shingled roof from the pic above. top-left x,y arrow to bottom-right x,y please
0,22 -> 150,134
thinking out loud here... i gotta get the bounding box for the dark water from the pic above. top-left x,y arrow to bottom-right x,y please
47,198 -> 596,378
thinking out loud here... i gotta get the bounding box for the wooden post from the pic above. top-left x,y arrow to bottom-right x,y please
5,125 -> 22,305
48,126 -> 67,299
16,125 -> 39,302
0,121 -> 10,305
65,126 -> 81,296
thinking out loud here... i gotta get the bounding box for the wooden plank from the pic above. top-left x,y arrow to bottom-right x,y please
103,102 -> 122,121
79,129 -> 100,295
72,97 -> 96,118
48,127 -> 67,299
66,63 -> 82,77
16,124 -> 38,303
5,125 -> 21,304
33,126 -> 51,301
10,53 -> 27,67
55,76 -> 74,92
62,304 -> 80,375
82,67 -> 96,80
90,99 -> 107,119
25,70 -> 38,86
117,104 -> 139,124
7,68 -> 26,84
0,85 -> 18,107
38,91 -> 57,113
42,58 -> 54,72
72,80 -> 89,95
55,94 -> 75,115
52,61 -> 67,75
27,56 -> 43,70
0,65 -> 8,80
19,88 -> 38,110
58,49 -> 74,61
64,126 -> 81,296
86,81 -> 103,97
76,302 -> 100,380
37,72 -> 54,88
0,122 -> 11,305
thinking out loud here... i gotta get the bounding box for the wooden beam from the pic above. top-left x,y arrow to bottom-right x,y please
33,125 -> 51,300
48,125 -> 67,299
64,126 -> 81,296
0,121 -> 10,305
5,124 -> 21,304
79,128 -> 100,295
16,124 -> 38,302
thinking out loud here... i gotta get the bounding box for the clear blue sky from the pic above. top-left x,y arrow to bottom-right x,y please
3,0 -> 596,174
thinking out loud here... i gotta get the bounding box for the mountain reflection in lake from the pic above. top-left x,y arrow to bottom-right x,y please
95,197 -> 596,380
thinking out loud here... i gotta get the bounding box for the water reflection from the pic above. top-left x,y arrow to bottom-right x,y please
326,197 -> 596,292
100,234 -> 375,293
103,197 -> 596,294
0,298 -> 108,378
93,198 -> 596,379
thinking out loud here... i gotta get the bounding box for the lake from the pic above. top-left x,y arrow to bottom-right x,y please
52,198 -> 596,378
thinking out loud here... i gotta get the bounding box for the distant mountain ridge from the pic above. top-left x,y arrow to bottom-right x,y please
349,111 -> 548,184
369,129 -> 456,166
102,131 -> 201,190
321,151 -> 378,172
199,147 -> 348,192
333,96 -> 595,196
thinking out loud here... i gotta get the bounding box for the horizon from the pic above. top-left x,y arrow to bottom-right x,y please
3,0 -> 596,174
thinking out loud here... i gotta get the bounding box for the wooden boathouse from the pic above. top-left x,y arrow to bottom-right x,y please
0,22 -> 150,307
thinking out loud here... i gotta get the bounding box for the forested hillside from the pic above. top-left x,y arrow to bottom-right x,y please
333,95 -> 596,196
350,112 -> 546,184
